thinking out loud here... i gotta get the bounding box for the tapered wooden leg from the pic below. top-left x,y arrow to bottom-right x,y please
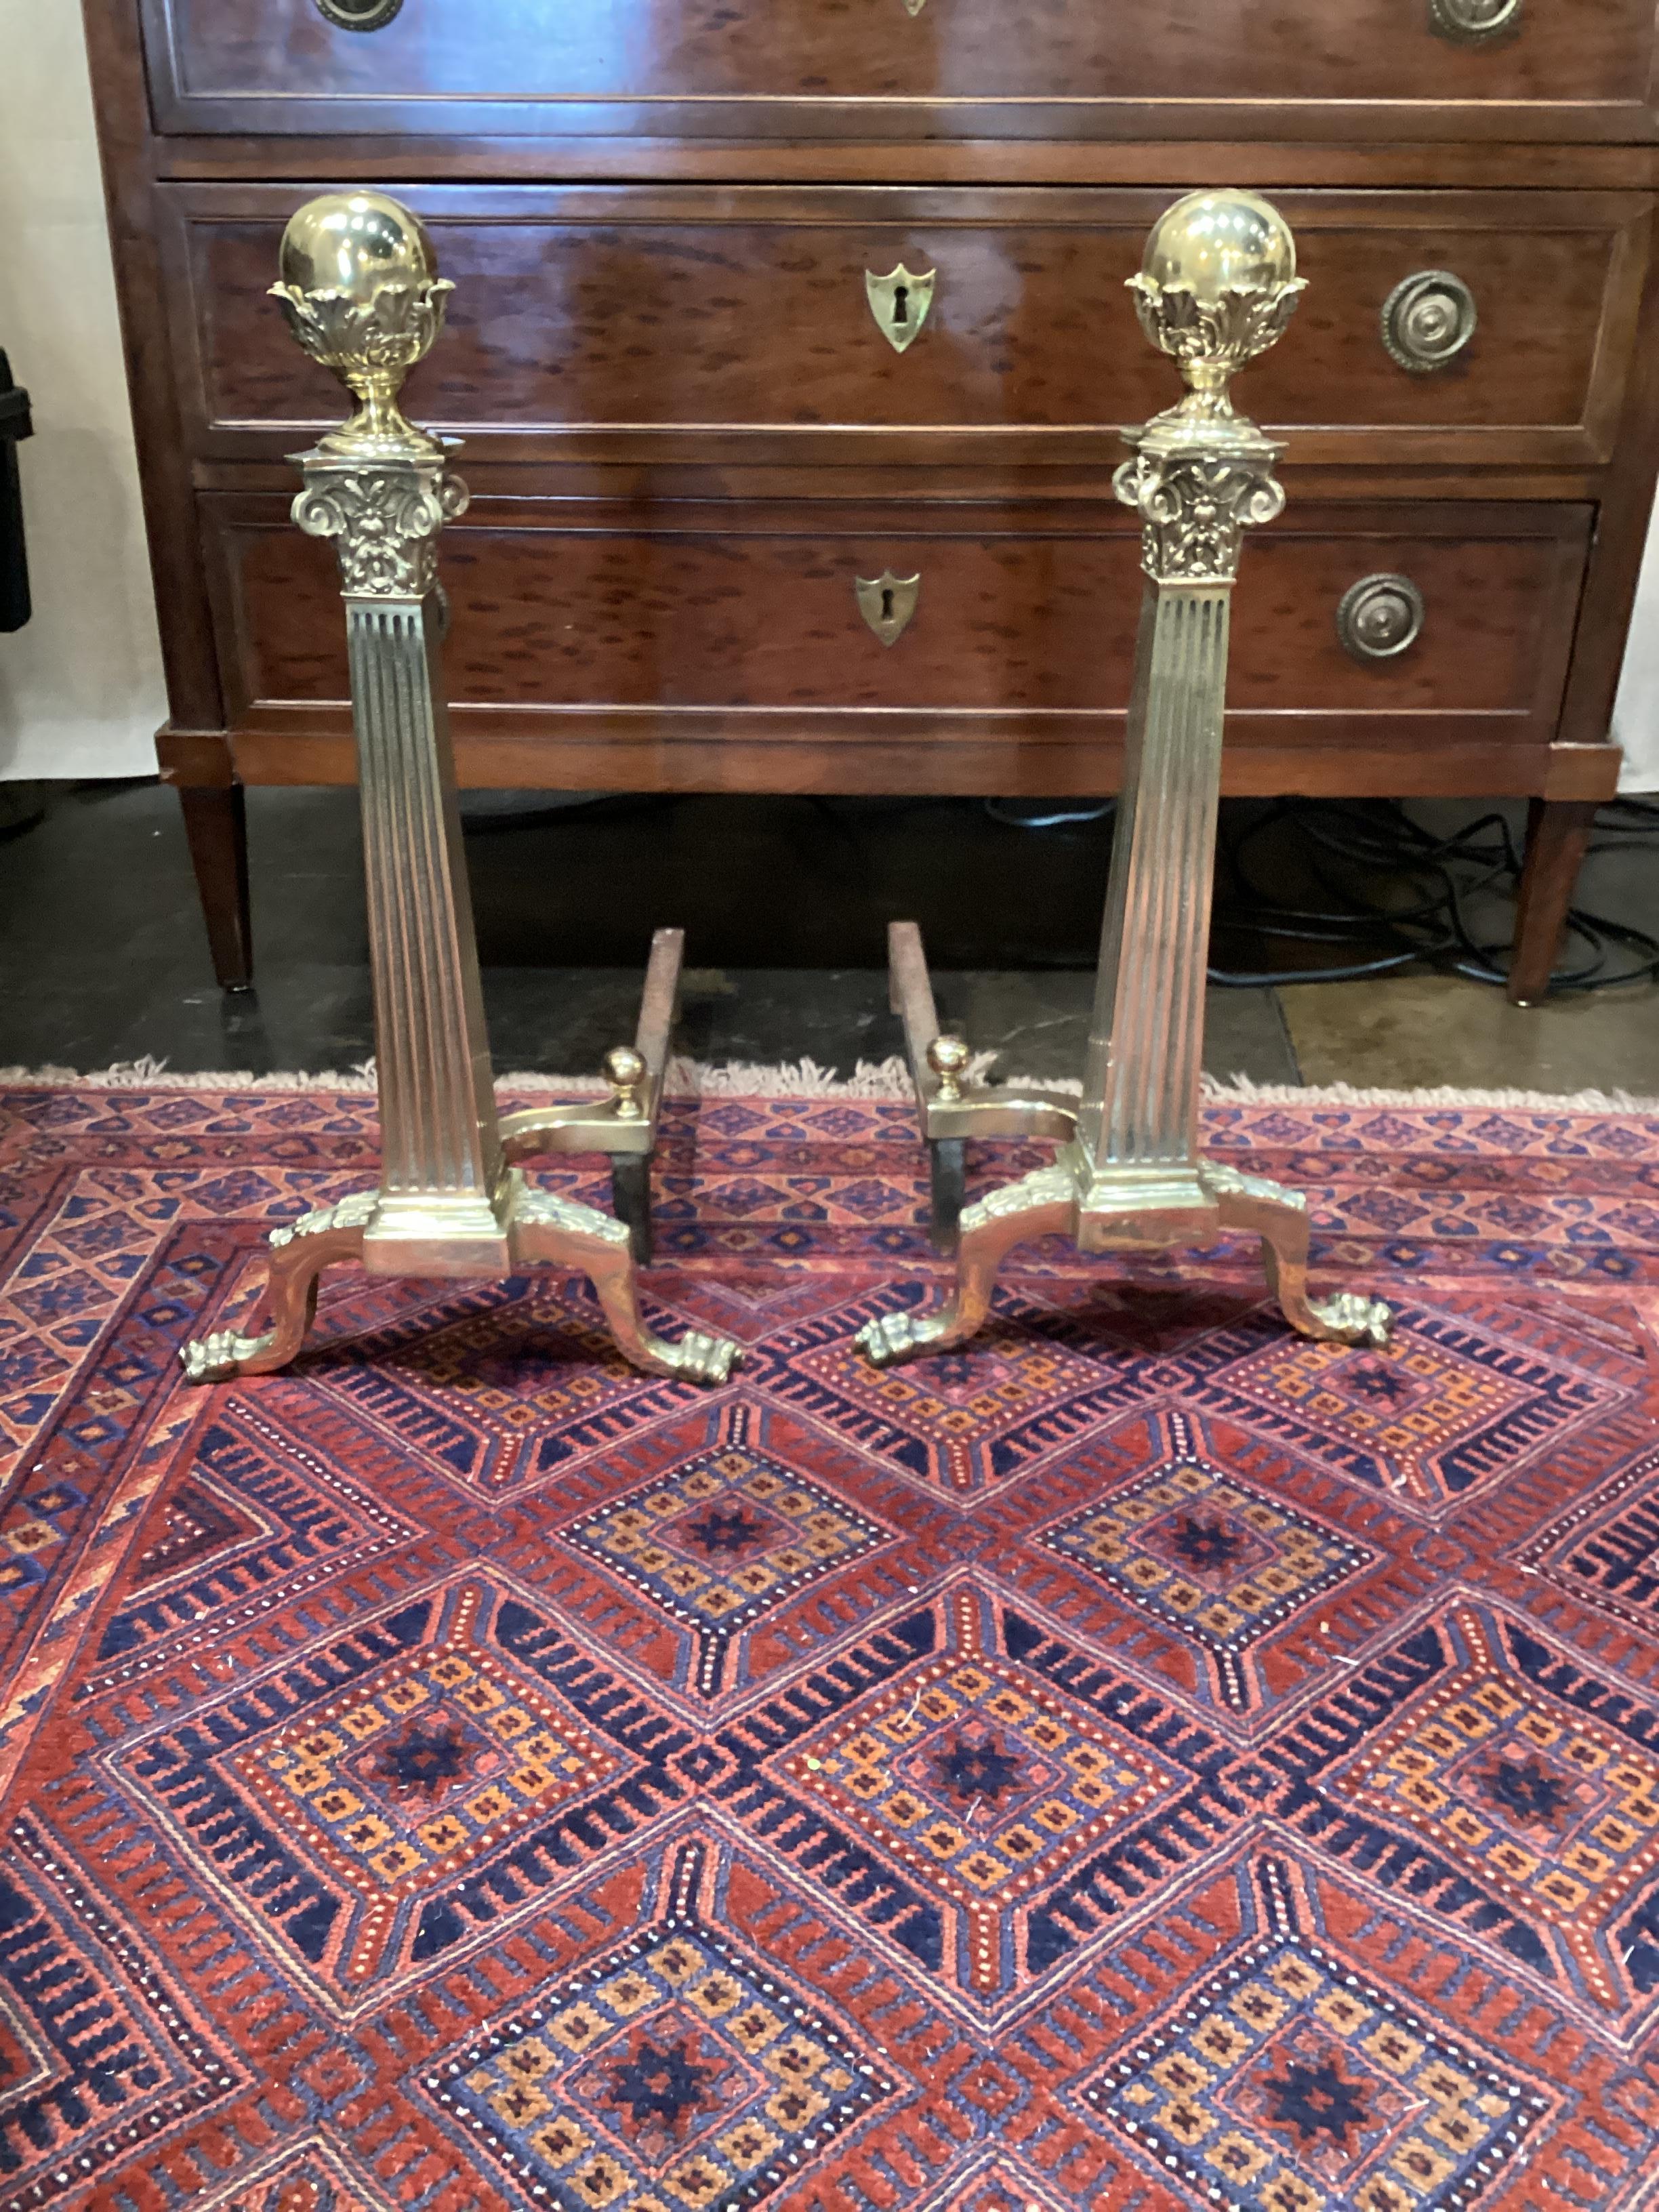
1509,796 -> 1597,1007
856,1164 -> 1078,1366
176,781 -> 253,992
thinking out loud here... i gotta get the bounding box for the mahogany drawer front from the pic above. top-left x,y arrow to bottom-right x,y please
203,497 -> 1588,775
165,186 -> 1649,471
142,0 -> 1656,141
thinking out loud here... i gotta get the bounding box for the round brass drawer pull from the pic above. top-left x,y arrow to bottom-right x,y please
1338,574 -> 1425,661
314,0 -> 404,29
1382,270 -> 1477,373
1429,0 -> 1523,43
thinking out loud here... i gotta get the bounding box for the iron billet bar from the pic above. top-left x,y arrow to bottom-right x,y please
889,923 -> 1079,1146
855,189 -> 1391,1369
180,192 -> 737,1388
888,920 -> 1078,1252
497,927 -> 685,1164
632,924 -> 684,1128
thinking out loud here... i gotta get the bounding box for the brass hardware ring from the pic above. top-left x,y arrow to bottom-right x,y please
1382,270 -> 1477,374
1428,0 -> 1523,44
1337,574 -> 1426,662
314,0 -> 405,29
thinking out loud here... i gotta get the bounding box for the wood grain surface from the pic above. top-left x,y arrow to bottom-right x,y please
165,185 -> 1645,472
201,493 -> 1589,770
142,0 -> 1658,142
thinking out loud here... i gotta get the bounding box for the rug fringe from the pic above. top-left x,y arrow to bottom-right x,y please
1,1054 -> 1654,1113
1197,1073 -> 1659,1111
0,1053 -> 921,1100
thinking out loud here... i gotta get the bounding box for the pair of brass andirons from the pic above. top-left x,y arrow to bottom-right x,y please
181,186 -> 1391,1393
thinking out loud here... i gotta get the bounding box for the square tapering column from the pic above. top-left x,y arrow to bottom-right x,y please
181,192 -> 738,1389
861,190 -> 1392,1370
302,457 -> 510,1275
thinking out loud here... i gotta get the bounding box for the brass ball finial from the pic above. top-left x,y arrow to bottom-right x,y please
278,190 -> 438,302
926,1033 -> 970,1103
1127,188 -> 1306,423
605,1045 -> 648,1121
270,190 -> 454,459
1141,189 -> 1296,306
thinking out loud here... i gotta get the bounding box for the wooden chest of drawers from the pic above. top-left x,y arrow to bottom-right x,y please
86,0 -> 1659,1001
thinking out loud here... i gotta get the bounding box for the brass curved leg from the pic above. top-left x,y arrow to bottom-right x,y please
181,1193 -> 374,1382
1206,1163 -> 1392,1347
512,1189 -> 741,1385
855,1164 -> 1078,1367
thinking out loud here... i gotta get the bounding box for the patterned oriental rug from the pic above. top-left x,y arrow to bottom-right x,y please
1,1079 -> 1658,2212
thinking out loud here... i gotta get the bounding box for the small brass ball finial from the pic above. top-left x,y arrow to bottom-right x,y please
1128,188 -> 1306,422
605,1046 -> 648,1121
1141,189 -> 1296,307
926,1033 -> 970,1103
279,190 -> 438,302
269,190 -> 454,459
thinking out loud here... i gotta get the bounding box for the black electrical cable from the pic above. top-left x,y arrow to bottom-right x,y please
985,790 -> 1658,996
984,797 -> 1116,830
1204,797 -> 1659,992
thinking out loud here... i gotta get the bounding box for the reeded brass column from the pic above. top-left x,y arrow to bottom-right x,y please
863,191 -> 1391,1368
182,192 -> 738,1388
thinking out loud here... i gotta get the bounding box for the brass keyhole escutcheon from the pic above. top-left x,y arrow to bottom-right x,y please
865,264 -> 937,354
857,571 -> 920,647
314,0 -> 405,27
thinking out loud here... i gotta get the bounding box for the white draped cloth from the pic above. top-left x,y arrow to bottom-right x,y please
1612,500 -> 1659,792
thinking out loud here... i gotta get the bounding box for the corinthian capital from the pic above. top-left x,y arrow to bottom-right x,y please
293,459 -> 469,598
1113,441 -> 1286,587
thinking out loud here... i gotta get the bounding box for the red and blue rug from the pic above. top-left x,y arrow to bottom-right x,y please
1,1080 -> 1658,2212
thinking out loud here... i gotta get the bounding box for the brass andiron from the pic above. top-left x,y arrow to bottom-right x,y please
861,190 -> 1392,1370
183,192 -> 739,1388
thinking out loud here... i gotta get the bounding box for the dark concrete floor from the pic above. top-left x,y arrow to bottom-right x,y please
1,780 -> 1654,1092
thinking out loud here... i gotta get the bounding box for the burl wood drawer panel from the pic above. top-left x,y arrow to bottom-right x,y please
142,0 -> 1657,142
201,497 -> 1589,787
164,186 -> 1649,472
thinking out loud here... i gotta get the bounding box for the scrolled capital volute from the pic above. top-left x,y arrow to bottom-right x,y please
269,191 -> 453,460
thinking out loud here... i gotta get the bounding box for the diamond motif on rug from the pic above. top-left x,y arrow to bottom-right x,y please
750,1295 -> 1145,1492
563,1435 -> 888,1694
1165,1303 -> 1616,1506
1332,1632 -> 1659,1994
1037,1420 -> 1374,1706
192,2138 -> 397,2212
426,1901 -> 893,2212
1083,1931 -> 1547,2212
102,1579 -> 693,2006
1276,1607 -> 1659,2028
782,1658 -> 1168,1912
716,1589 -> 1234,2004
239,1641 -> 623,1901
